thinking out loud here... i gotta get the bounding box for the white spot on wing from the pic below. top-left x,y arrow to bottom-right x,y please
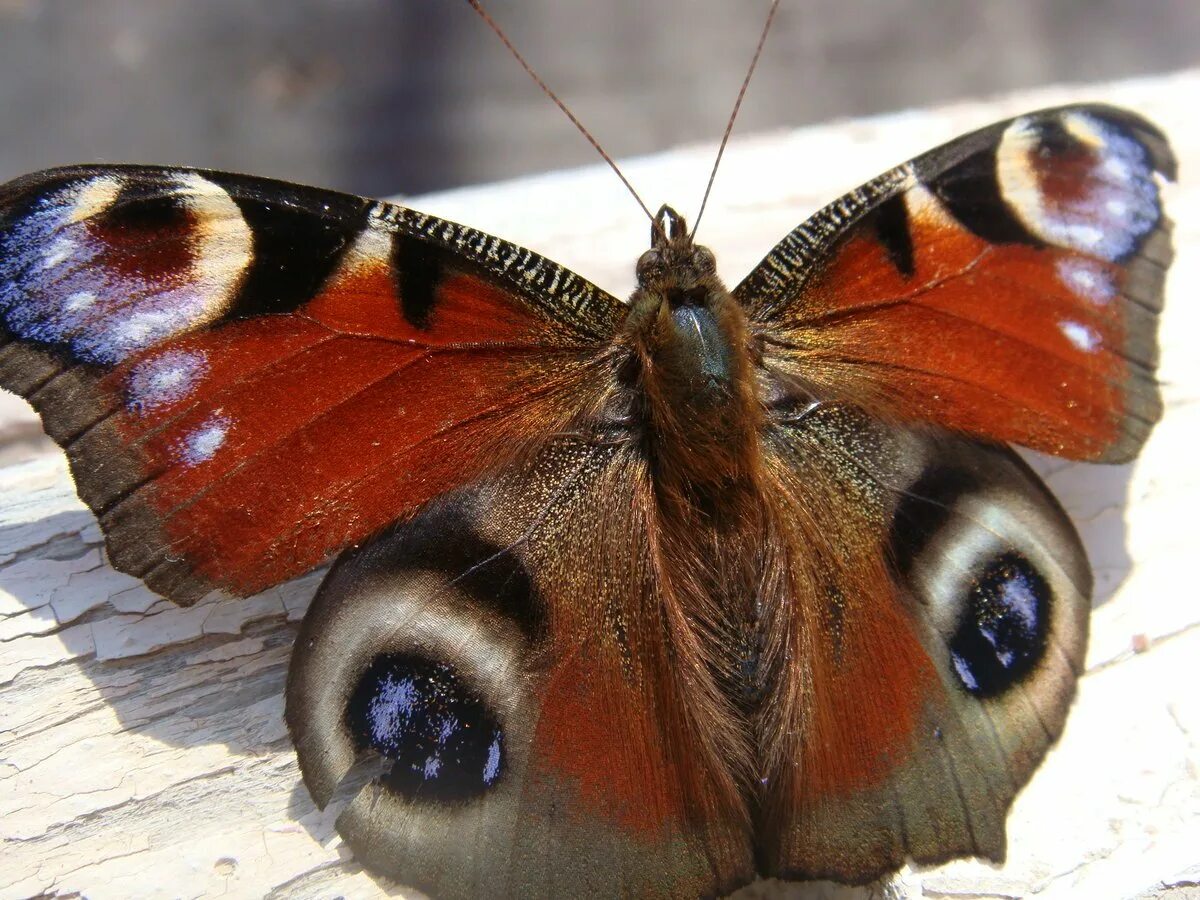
64,290 -> 97,312
175,172 -> 253,301
177,413 -> 231,466
1056,256 -> 1115,305
903,182 -> 957,229
1062,112 -> 1117,152
112,306 -> 213,359
483,736 -> 501,784
67,175 -> 123,224
1059,319 -> 1101,353
42,236 -> 76,269
126,349 -> 208,413
1104,156 -> 1132,180
329,220 -> 391,283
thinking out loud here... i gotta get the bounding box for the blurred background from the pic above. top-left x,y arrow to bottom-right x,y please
0,0 -> 1197,199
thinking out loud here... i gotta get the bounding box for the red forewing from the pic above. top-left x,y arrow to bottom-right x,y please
0,165 -> 623,602
740,105 -> 1174,462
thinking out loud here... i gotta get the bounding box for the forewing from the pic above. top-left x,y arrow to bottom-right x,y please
285,438 -> 757,899
755,405 -> 1090,881
737,105 -> 1174,462
0,165 -> 624,603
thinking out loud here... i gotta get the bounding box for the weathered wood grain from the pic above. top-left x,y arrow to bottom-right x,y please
2,70 -> 1198,899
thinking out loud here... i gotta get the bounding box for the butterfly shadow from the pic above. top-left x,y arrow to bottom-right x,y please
0,468 -> 321,755
1021,451 -> 1137,610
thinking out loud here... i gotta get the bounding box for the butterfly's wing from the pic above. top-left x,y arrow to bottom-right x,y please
739,104 -> 1174,463
739,105 -> 1171,879
0,165 -> 621,603
285,438 -> 757,898
757,405 -> 1091,880
0,166 -> 758,896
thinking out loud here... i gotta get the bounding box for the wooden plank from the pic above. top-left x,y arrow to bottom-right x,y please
2,69 -> 1198,899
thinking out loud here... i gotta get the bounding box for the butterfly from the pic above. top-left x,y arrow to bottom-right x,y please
0,102 -> 1173,898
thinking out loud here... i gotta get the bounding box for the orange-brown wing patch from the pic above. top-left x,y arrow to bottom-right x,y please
101,227 -> 616,598
303,222 -> 579,347
773,186 -> 1153,459
0,165 -> 624,604
743,105 -> 1173,462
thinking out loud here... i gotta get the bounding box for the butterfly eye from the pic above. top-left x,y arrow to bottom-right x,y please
346,653 -> 504,801
284,499 -> 544,887
890,442 -> 1090,701
286,553 -> 526,808
693,245 -> 717,274
636,249 -> 663,280
947,551 -> 1050,696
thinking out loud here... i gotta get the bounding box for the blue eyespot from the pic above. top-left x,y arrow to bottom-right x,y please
347,654 -> 504,800
949,552 -> 1050,697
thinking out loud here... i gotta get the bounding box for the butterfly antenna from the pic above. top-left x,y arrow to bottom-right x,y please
692,0 -> 781,238
464,0 -> 657,228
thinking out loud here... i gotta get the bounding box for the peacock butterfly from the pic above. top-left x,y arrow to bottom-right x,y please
0,27 -> 1175,900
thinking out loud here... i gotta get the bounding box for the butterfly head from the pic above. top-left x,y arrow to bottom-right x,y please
632,205 -> 729,329
625,205 -> 760,485
635,204 -> 718,292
